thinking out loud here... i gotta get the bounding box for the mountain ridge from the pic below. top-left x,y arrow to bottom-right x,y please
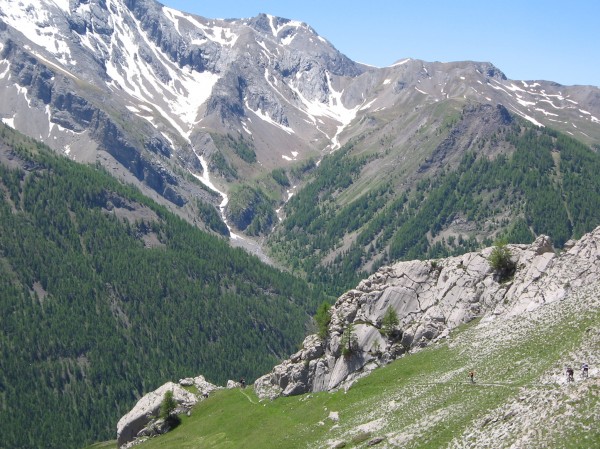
1,0 -> 599,236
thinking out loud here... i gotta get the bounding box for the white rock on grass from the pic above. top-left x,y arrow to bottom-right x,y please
116,382 -> 197,447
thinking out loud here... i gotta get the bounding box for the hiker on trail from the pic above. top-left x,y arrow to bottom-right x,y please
581,363 -> 589,379
566,367 -> 574,383
240,377 -> 246,389
468,370 -> 475,384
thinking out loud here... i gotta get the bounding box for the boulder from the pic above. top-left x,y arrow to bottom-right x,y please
136,417 -> 173,439
254,373 -> 283,400
226,379 -> 241,389
193,375 -> 221,397
116,382 -> 197,447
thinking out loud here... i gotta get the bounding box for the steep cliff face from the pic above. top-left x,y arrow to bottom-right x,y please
255,228 -> 600,399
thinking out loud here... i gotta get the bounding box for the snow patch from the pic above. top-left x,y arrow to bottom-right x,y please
360,99 -> 377,111
282,151 -> 298,161
50,0 -> 70,12
190,153 -> 241,241
163,7 -> 239,47
0,61 -> 10,79
242,121 -> 252,135
538,99 -> 563,110
506,83 -> 527,93
2,117 -> 16,128
516,98 -> 536,107
267,14 -> 303,38
281,33 -> 295,46
288,71 -> 361,145
535,108 -> 558,117
2,0 -> 74,65
245,100 -> 294,135
390,58 -> 410,67
508,106 -> 545,127
102,0 -> 221,136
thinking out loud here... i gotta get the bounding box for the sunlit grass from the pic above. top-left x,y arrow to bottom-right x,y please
85,286 -> 600,449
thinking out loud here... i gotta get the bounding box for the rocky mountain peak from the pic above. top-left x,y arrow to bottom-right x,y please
1,0 -> 599,246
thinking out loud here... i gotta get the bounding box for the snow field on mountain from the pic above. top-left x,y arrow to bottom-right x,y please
162,7 -> 239,47
2,0 -> 73,65
102,0 -> 220,136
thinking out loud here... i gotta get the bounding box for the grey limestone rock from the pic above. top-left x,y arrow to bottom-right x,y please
255,227 -> 600,400
116,382 -> 197,447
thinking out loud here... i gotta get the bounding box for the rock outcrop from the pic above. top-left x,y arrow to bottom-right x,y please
255,229 -> 600,400
116,375 -> 219,448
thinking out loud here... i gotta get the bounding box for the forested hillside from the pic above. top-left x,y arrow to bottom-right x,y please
0,123 -> 325,449
269,118 -> 600,296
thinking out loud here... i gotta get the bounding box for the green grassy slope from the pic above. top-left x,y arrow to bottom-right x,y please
93,281 -> 600,449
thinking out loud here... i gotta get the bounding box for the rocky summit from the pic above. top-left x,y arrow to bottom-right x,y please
254,228 -> 600,399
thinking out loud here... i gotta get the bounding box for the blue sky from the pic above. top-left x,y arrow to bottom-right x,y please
160,1 -> 600,87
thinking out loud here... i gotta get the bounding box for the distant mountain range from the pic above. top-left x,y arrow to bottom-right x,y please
1,0 -> 599,250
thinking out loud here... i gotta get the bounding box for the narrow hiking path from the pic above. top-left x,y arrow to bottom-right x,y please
410,379 -> 593,388
239,389 -> 257,404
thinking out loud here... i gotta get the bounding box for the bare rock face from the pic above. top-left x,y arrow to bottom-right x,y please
255,228 -> 600,400
116,380 -> 207,447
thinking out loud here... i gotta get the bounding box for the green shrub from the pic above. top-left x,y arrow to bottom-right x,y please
381,307 -> 399,338
271,168 -> 291,187
341,322 -> 358,357
160,390 -> 177,420
314,301 -> 332,340
488,241 -> 516,281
